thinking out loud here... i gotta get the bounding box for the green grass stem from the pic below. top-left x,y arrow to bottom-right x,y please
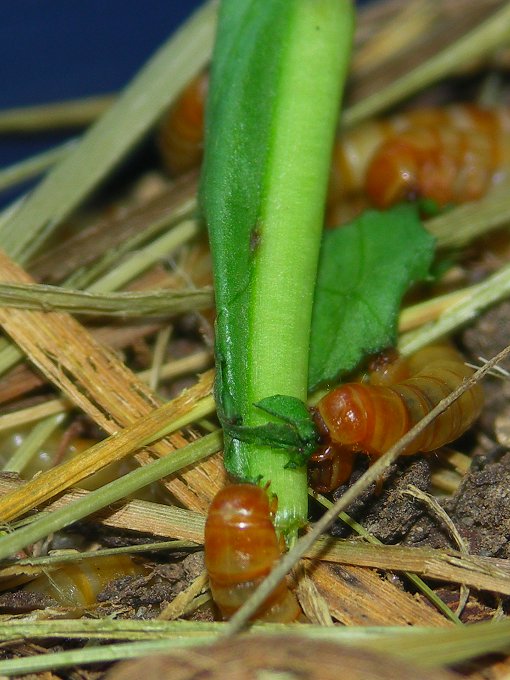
0,428 -> 221,561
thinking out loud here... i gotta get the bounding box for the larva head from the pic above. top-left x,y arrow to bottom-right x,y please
365,138 -> 419,208
308,442 -> 355,493
204,484 -> 281,584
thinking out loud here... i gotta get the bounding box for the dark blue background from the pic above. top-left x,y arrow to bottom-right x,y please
0,1 -> 368,194
0,1 -> 204,173
1,1 -> 205,107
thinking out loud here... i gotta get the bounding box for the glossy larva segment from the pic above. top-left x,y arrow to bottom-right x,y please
158,72 -> 208,176
158,77 -> 510,214
23,555 -> 145,607
204,484 -> 301,622
310,346 -> 484,492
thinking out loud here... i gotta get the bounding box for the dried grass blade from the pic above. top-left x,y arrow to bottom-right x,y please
0,619 -> 438,644
1,620 -> 510,677
158,570 -> 209,621
0,474 -> 206,543
0,353 -> 212,432
369,619 -> 510,668
0,320 -> 165,406
399,262 -> 510,355
344,2 -> 510,126
29,174 -> 198,285
0,398 -> 69,430
0,389 -> 215,522
0,282 -> 213,317
0,430 -> 222,561
295,564 -> 334,626
0,94 -> 114,133
0,250 -> 191,432
306,538 -> 510,596
426,181 -> 510,250
305,561 -> 449,627
0,140 -> 77,193
86,218 -> 201,294
312,492 -> 461,624
0,251 -> 224,515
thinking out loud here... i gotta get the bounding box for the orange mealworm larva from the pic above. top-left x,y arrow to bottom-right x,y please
204,484 -> 301,622
364,125 -> 498,208
158,72 -> 209,176
317,347 -> 484,456
158,77 -> 510,213
328,105 -> 510,211
309,345 -> 484,492
23,554 -> 146,608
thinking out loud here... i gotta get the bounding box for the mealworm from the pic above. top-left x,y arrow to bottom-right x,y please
158,72 -> 208,176
309,345 -> 484,492
23,554 -> 145,608
158,73 -> 510,214
204,484 -> 301,622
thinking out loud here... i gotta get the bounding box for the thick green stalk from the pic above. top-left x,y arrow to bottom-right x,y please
202,0 -> 353,533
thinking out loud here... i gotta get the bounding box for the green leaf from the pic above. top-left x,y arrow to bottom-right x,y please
309,204 -> 435,389
255,394 -> 316,442
225,395 -> 319,469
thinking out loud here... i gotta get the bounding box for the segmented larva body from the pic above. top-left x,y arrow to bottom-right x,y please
158,72 -> 208,176
309,345 -> 484,492
23,555 -> 145,608
204,484 -> 301,622
330,105 -> 510,210
158,74 -> 510,213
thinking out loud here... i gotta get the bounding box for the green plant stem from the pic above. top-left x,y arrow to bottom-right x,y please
204,0 -> 354,535
245,2 -> 353,534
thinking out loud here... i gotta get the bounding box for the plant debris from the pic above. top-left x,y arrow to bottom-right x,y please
2,0 -> 510,677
